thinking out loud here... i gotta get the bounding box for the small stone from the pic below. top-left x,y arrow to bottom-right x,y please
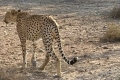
88,71 -> 92,74
103,46 -> 109,49
83,54 -> 90,58
39,49 -> 44,52
64,43 -> 69,46
4,30 -> 8,35
106,57 -> 109,60
72,50 -> 78,54
9,29 -> 12,31
79,69 -> 86,72
69,23 -> 72,26
1,26 -> 4,27
71,46 -> 75,48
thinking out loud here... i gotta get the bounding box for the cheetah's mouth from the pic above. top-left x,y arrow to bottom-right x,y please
4,20 -> 8,24
4,20 -> 14,27
3,20 -> 8,27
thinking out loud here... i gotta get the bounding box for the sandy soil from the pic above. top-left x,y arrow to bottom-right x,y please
0,0 -> 120,80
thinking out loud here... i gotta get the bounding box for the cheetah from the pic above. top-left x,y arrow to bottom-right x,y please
4,9 -> 78,77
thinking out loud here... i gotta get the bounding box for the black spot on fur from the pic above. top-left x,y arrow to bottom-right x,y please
61,54 -> 64,57
63,57 -> 66,60
60,50 -> 63,53
70,57 -> 77,65
67,61 -> 69,64
65,59 -> 67,62
49,54 -> 51,56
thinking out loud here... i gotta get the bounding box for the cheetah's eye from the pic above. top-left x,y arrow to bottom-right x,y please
11,12 -> 17,16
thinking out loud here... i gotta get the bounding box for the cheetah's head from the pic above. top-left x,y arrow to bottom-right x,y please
4,9 -> 21,24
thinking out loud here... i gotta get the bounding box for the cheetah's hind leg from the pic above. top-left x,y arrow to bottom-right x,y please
41,32 -> 62,78
31,42 -> 37,67
39,54 -> 50,70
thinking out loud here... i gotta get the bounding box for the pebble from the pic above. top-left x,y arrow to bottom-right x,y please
88,71 -> 93,74
79,69 -> 86,72
39,49 -> 44,52
1,26 -> 4,27
103,46 -> 109,49
4,30 -> 8,35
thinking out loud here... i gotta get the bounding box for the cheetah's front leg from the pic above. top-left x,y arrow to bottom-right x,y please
21,41 -> 27,68
31,42 -> 37,67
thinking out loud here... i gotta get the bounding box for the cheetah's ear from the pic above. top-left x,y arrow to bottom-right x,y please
11,9 -> 17,15
18,9 -> 21,12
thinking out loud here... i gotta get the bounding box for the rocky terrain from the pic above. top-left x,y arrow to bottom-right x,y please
0,0 -> 120,80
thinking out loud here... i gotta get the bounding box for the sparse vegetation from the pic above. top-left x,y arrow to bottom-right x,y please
0,0 -> 120,80
0,68 -> 27,80
110,6 -> 120,18
101,23 -> 120,42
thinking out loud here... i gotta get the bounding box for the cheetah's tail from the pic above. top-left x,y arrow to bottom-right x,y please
54,28 -> 78,65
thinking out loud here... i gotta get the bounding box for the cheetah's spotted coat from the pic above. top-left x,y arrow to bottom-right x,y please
4,9 -> 78,77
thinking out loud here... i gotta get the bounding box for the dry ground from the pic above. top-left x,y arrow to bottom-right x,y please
0,0 -> 120,80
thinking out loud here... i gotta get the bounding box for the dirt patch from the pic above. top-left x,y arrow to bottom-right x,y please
0,0 -> 120,80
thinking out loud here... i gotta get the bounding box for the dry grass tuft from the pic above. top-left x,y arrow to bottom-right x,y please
100,23 -> 120,42
110,6 -> 120,18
